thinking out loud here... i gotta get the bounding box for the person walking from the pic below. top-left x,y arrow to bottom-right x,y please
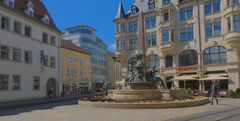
211,83 -> 219,105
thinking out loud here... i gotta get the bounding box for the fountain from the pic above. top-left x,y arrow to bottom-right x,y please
79,54 -> 209,109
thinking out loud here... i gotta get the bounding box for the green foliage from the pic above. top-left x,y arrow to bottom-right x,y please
186,88 -> 192,93
228,89 -> 237,98
236,88 -> 240,95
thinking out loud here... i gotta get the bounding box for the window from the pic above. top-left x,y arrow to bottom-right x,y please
68,28 -> 93,35
180,26 -> 194,42
24,25 -> 31,37
50,56 -> 56,68
1,16 -> 9,30
14,21 -> 21,34
131,6 -> 138,15
162,29 -> 170,44
146,16 -> 156,29
24,50 -> 32,64
148,0 -> 155,10
116,23 -> 125,33
227,17 -> 231,31
129,39 -> 138,50
12,48 -> 21,62
42,33 -> 48,44
121,40 -> 125,50
0,74 -> 9,90
179,6 -> 193,21
0,45 -> 9,60
43,55 -> 48,67
12,75 -> 20,90
205,0 -> 221,15
128,21 -> 138,32
234,15 -> 240,30
163,12 -> 169,22
165,54 -> 173,68
128,57 -> 137,71
33,76 -> 40,90
50,36 -> 56,45
147,54 -> 160,69
203,46 -> 227,65
205,20 -> 221,38
233,0 -> 240,4
67,57 -> 77,64
25,1 -> 34,17
7,0 -> 15,8
67,69 -> 77,77
163,0 -> 171,6
146,33 -> 157,47
179,50 -> 198,67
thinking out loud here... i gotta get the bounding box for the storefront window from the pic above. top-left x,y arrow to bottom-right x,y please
179,50 -> 198,67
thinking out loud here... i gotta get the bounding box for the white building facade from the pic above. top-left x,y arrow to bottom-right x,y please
115,0 -> 240,91
0,0 -> 61,102
62,26 -> 108,92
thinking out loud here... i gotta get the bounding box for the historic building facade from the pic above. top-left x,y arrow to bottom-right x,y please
62,26 -> 108,92
61,40 -> 91,95
114,0 -> 240,91
107,52 -> 122,88
0,0 -> 61,102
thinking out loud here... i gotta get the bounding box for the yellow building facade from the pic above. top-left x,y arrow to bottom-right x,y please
61,40 -> 91,95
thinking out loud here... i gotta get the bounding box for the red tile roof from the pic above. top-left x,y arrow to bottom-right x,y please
61,39 -> 91,55
0,0 -> 59,32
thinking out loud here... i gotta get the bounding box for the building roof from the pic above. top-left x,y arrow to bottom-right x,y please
61,39 -> 91,55
0,0 -> 59,32
115,0 -> 126,19
115,0 -> 156,19
65,25 -> 97,32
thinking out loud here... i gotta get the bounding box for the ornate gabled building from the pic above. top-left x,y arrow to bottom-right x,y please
0,0 -> 61,102
114,0 -> 240,91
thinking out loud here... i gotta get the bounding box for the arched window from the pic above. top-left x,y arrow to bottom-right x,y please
165,54 -> 173,68
203,46 -> 227,65
147,54 -> 160,69
127,57 -> 137,71
179,50 -> 198,67
148,0 -> 155,10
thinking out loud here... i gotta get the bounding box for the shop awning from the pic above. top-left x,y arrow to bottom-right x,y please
200,76 -> 230,81
174,75 -> 199,81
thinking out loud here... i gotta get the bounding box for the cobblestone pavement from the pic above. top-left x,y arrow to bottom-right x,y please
0,98 -> 240,121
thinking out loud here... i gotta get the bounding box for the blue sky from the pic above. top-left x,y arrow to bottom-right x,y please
42,0 -> 135,52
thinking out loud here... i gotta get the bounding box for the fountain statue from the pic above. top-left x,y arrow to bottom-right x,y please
79,53 -> 209,109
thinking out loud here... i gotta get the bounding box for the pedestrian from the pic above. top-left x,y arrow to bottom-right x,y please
211,83 -> 219,105
48,88 -> 52,99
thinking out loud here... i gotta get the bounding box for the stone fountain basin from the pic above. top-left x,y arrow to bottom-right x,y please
108,89 -> 189,101
79,96 -> 209,109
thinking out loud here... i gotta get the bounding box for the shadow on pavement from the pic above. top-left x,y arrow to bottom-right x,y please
0,99 -> 78,117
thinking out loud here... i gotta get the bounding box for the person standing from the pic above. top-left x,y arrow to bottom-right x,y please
211,83 -> 219,105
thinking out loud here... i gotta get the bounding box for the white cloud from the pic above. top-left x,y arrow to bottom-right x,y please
109,43 -> 116,51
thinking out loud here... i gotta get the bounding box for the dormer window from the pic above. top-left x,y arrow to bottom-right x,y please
131,6 -> 138,15
4,0 -> 14,8
42,14 -> 50,25
24,0 -> 34,17
148,0 -> 155,10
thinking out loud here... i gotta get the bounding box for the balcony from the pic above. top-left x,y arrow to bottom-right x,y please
224,4 -> 240,16
224,31 -> 240,48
